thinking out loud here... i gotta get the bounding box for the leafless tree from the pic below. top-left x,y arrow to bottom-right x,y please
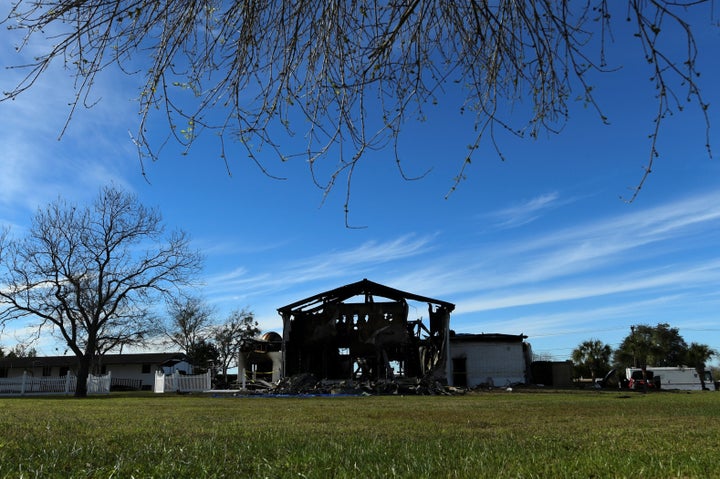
163,295 -> 215,355
1,1 -> 713,223
213,309 -> 259,380
0,186 -> 202,397
2,343 -> 38,359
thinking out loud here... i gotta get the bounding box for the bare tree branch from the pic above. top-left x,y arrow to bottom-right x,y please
162,295 -> 215,354
212,308 -> 258,379
0,186 -> 202,396
1,1 -> 714,221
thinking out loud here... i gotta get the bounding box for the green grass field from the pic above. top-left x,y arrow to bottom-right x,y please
1,390 -> 718,478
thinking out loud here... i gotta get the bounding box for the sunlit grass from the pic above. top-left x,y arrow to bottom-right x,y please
1,390 -> 718,478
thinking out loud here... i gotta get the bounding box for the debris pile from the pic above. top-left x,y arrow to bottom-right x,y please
258,373 -> 462,396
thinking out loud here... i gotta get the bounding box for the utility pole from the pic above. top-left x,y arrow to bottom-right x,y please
630,325 -> 637,368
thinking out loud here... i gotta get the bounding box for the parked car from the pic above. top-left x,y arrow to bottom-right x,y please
627,369 -> 658,390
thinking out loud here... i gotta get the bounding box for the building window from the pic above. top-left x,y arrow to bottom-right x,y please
141,363 -> 151,374
0,367 -> 7,378
59,367 -> 70,377
42,366 -> 53,377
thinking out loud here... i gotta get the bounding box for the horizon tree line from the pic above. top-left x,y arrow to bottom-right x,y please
571,323 -> 717,383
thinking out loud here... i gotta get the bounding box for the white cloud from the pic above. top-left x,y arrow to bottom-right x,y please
398,191 -> 720,298
209,190 -> 720,324
1,27 -> 139,216
453,258 -> 720,314
485,191 -> 562,229
191,191 -> 720,340
203,234 -> 435,310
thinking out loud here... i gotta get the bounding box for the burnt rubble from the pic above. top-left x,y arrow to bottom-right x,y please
242,372 -> 462,396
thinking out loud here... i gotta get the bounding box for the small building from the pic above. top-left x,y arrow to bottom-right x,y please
449,333 -> 532,388
530,360 -> 575,388
239,332 -> 283,383
0,353 -> 192,390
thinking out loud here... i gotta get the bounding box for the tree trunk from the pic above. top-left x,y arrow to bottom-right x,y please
75,355 -> 91,398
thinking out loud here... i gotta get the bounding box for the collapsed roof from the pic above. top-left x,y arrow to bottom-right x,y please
277,279 -> 455,382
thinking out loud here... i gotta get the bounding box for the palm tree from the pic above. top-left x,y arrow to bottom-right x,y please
685,342 -> 717,390
572,339 -> 613,382
685,343 -> 716,368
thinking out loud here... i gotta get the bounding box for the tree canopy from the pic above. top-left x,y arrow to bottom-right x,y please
0,186 -> 202,396
612,323 -> 710,369
571,338 -> 612,381
212,309 -> 259,379
187,339 -> 220,374
2,1 -> 714,221
0,343 -> 37,359
163,295 -> 215,355
163,297 -> 259,380
685,342 -> 717,371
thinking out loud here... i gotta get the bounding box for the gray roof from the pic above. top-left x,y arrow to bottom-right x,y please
0,352 -> 188,369
449,333 -> 528,343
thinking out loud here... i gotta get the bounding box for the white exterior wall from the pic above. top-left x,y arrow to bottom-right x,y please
451,341 -> 527,388
106,364 -> 155,388
2,366 -> 68,379
5,367 -> 35,379
107,361 -> 192,388
0,356 -> 193,389
657,369 -> 702,390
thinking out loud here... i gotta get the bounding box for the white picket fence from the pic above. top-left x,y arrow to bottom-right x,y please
0,371 -> 111,396
154,370 -> 211,393
86,372 -> 112,394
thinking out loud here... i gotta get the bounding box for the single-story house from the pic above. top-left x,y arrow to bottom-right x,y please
0,353 -> 192,390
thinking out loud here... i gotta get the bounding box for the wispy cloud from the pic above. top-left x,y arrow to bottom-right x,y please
287,234 -> 436,280
453,294 -> 691,341
401,191 -> 720,298
454,258 -> 720,314
195,238 -> 292,257
194,191 -> 719,338
214,189 -> 709,341
485,192 -> 562,229
1,34 -> 138,216
203,234 -> 435,305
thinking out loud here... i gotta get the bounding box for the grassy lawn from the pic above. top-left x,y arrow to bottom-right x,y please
1,389 -> 719,478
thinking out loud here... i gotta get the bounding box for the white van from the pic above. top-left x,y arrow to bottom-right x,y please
625,366 -> 714,391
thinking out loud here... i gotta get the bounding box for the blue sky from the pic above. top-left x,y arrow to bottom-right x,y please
1,6 -> 720,363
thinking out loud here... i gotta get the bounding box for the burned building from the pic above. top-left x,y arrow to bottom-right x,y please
276,279 -> 455,383
237,279 -> 535,393
238,332 -> 283,383
449,333 -> 532,388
